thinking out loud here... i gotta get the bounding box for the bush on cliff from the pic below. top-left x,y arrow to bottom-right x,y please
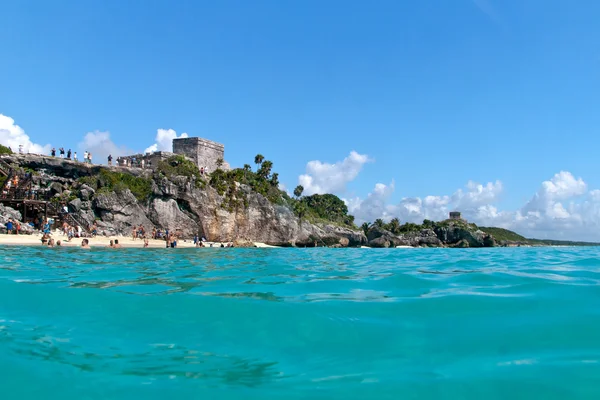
79,170 -> 152,202
156,155 -> 205,188
296,193 -> 355,227
0,144 -> 12,155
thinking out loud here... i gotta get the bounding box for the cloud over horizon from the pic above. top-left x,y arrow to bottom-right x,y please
300,151 -> 600,241
78,130 -> 134,163
298,151 -> 371,195
144,128 -> 188,154
0,114 -> 51,154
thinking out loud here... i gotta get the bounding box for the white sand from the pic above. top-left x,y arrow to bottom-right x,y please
0,232 -> 274,248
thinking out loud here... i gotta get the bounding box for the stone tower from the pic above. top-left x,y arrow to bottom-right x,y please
172,137 -> 225,173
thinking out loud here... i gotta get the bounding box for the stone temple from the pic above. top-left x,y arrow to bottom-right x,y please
119,136 -> 228,173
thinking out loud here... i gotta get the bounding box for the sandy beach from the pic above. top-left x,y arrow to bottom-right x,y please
0,232 -> 271,248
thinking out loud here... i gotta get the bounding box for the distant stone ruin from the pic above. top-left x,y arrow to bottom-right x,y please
118,136 -> 227,173
449,211 -> 464,221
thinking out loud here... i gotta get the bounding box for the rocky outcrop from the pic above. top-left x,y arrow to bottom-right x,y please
365,222 -> 495,248
0,154 -> 367,246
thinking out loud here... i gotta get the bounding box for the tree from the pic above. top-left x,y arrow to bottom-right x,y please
387,217 -> 401,234
270,172 -> 279,187
293,201 -> 308,219
216,158 -> 224,168
243,164 -> 251,180
293,185 -> 304,198
258,160 -> 273,179
254,154 -> 264,167
422,219 -> 435,229
374,218 -> 385,228
361,222 -> 370,235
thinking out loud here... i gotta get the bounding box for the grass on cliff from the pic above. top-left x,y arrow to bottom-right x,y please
478,227 -> 527,242
79,170 -> 153,202
0,144 -> 13,155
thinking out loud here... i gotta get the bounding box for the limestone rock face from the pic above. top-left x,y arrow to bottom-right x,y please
93,191 -> 154,234
434,225 -> 487,247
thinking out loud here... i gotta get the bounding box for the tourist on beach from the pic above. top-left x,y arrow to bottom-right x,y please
108,154 -> 112,166
67,149 -> 72,159
81,238 -> 90,248
113,239 -> 122,248
170,234 -> 178,248
5,219 -> 13,234
144,238 -> 149,248
41,233 -> 49,245
132,227 -> 137,240
73,151 -> 78,161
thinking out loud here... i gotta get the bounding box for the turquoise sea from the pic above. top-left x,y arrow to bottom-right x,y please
1,246 -> 599,399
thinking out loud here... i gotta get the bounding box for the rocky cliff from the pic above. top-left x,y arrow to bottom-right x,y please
0,154 -> 366,247
365,221 -> 496,248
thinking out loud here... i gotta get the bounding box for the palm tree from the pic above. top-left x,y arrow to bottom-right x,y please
254,154 -> 264,167
258,160 -> 273,179
293,185 -> 304,198
361,222 -> 370,235
387,217 -> 401,234
374,218 -> 384,228
270,172 -> 279,187
243,163 -> 251,180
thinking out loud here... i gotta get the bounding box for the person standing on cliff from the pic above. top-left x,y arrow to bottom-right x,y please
88,152 -> 93,164
108,154 -> 112,166
51,148 -> 56,157
83,151 -> 88,162
67,149 -> 72,159
74,151 -> 78,161
59,147 -> 65,158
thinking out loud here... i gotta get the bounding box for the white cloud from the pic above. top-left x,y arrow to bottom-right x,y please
78,131 -> 133,164
299,151 -> 371,195
144,128 -> 188,154
0,114 -> 51,154
349,171 -> 600,241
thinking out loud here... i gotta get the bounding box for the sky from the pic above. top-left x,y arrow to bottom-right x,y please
1,0 -> 600,240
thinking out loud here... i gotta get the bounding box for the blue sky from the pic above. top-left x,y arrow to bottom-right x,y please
2,0 -> 600,239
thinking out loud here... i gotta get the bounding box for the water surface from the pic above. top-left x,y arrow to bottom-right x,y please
1,246 -> 599,399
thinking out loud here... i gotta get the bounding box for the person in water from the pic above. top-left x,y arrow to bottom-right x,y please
81,239 -> 90,249
108,240 -> 114,248
113,239 -> 122,248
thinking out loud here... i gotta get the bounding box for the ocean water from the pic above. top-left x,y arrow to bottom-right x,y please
1,246 -> 599,399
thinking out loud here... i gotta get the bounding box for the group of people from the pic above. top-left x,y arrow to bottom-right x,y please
112,156 -> 152,169
4,218 -> 22,234
50,148 -> 94,163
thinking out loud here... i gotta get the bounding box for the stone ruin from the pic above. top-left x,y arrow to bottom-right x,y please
117,137 -> 228,174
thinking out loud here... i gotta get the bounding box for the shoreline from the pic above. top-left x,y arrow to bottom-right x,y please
0,233 -> 273,249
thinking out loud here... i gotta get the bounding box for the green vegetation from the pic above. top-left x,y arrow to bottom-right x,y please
296,193 -> 355,227
208,154 -> 355,227
0,144 -> 12,155
155,155 -> 205,188
478,227 -> 526,242
364,218 -> 480,236
78,170 -> 153,202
